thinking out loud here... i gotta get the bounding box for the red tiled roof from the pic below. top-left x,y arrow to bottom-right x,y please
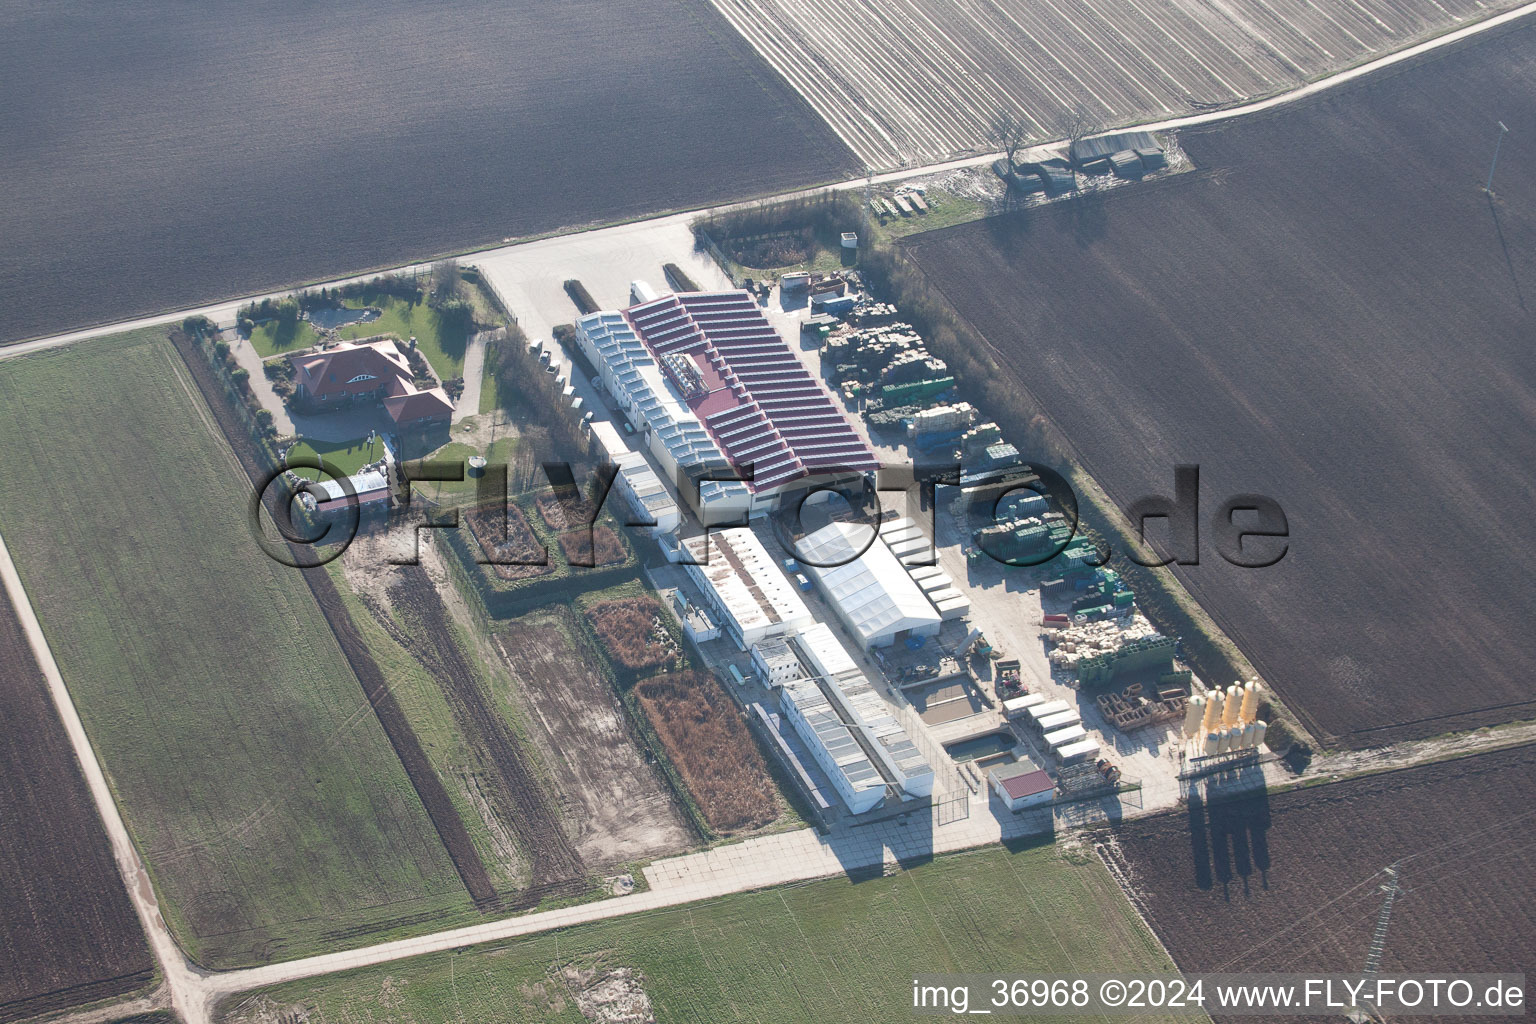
315,487 -> 392,514
291,340 -> 453,427
998,768 -> 1055,800
292,340 -> 412,399
383,387 -> 454,424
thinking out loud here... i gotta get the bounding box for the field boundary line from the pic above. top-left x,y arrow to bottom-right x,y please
0,530 -> 206,1023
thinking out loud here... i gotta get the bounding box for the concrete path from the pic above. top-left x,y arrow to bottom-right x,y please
453,328 -> 497,423
227,332 -> 294,435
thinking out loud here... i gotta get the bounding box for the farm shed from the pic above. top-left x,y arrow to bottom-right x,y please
1037,165 -> 1076,193
1037,709 -> 1081,733
935,595 -> 970,620
576,310 -> 750,521
989,761 -> 1055,811
750,635 -> 805,686
1056,738 -> 1100,764
1044,723 -> 1089,749
305,468 -> 392,517
750,622 -> 935,809
672,592 -> 720,643
612,449 -> 679,535
1026,699 -> 1071,725
748,703 -> 833,814
777,676 -> 885,814
625,291 -> 876,513
790,623 -> 934,798
796,521 -> 942,649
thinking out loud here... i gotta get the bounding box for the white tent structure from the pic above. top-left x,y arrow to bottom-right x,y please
796,521 -> 941,649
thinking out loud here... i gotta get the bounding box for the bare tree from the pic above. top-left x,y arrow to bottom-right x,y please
988,109 -> 1032,169
1055,102 -> 1101,156
430,258 -> 462,304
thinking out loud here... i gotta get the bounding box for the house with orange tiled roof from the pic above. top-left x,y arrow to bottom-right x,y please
290,339 -> 453,428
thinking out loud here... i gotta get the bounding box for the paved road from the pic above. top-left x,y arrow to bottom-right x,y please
3,6 -> 1535,1019
452,328 -> 497,423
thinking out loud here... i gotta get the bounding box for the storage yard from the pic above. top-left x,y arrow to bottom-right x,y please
591,266 -> 1214,826
0,586 -> 153,1022
1102,743 -> 1536,1002
905,22 -> 1536,748
705,0 -> 1523,168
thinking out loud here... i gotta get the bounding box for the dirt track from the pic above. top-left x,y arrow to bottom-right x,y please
376,565 -> 586,897
494,614 -> 693,870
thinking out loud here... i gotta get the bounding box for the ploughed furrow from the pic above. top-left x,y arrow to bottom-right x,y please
164,327 -> 496,908
383,566 -> 585,890
703,0 -> 1527,167
0,588 -> 154,1021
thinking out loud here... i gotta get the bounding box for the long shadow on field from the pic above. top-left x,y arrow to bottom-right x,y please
1203,790 -> 1273,901
1486,194 -> 1527,311
982,190 -> 1108,251
1187,789 -> 1213,891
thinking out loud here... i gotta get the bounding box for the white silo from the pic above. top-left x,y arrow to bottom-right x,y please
1222,684 -> 1242,728
1183,695 -> 1205,736
1216,728 -> 1233,754
1241,681 -> 1261,724
1241,721 -> 1258,748
1252,720 -> 1268,748
1204,730 -> 1222,756
1202,690 -> 1223,732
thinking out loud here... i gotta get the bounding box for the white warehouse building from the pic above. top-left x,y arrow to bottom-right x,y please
610,449 -> 680,536
671,528 -> 812,649
751,622 -> 935,813
777,676 -> 886,814
795,521 -> 943,649
576,310 -> 751,522
575,292 -> 876,523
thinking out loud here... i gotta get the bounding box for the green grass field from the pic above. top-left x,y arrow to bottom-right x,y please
406,436 -> 522,507
251,296 -> 469,379
221,843 -> 1191,1024
286,436 -> 386,481
0,330 -> 475,968
871,187 -> 988,239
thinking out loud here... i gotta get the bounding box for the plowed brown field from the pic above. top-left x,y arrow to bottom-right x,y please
0,587 -> 152,1022
906,25 -> 1536,747
1103,745 -> 1536,1019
